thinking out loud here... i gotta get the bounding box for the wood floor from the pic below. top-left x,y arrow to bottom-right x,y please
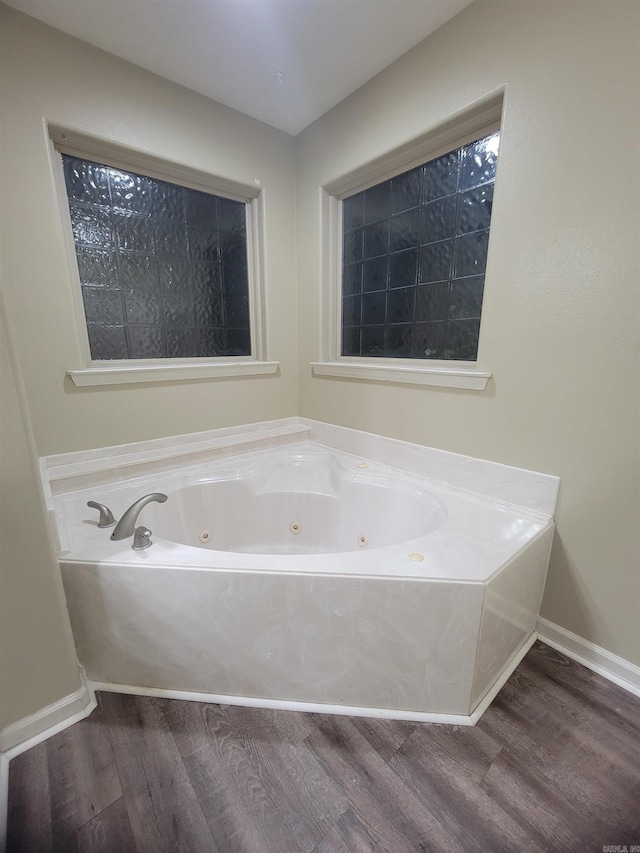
7,641 -> 640,852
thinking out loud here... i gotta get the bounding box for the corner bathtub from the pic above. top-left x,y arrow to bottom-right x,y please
43,420 -> 559,725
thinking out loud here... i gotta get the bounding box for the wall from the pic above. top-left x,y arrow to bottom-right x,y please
296,0 -> 640,665
0,298 -> 81,730
0,4 -> 298,456
0,13 -> 83,725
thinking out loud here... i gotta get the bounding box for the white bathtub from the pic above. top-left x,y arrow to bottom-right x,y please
42,419 -> 559,725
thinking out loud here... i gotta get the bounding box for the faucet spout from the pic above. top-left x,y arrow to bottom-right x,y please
110,493 -> 167,540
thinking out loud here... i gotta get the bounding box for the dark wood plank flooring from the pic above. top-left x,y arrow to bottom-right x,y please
7,642 -> 640,852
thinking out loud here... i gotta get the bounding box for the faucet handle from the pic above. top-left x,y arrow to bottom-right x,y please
87,501 -> 116,528
132,526 -> 152,550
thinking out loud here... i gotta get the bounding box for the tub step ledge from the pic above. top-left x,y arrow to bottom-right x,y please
44,423 -> 311,497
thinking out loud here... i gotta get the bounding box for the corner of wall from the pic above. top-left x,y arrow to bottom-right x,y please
0,289 -> 83,732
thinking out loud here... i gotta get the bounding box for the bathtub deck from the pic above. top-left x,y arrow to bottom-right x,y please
7,642 -> 640,852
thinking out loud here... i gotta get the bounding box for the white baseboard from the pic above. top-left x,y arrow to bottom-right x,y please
536,617 -> 640,698
0,754 -> 9,853
0,682 -> 96,753
469,632 -> 537,723
90,680 -> 482,726
0,681 -> 97,853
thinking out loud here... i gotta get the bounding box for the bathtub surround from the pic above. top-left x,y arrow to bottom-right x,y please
0,0 -> 638,795
39,418 -> 558,510
39,419 -> 558,724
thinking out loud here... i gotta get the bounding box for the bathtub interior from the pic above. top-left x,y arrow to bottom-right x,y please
140,448 -> 448,555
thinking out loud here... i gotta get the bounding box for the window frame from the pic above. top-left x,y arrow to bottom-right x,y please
48,126 -> 277,386
312,93 -> 504,391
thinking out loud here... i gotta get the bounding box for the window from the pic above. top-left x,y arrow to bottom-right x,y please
62,154 -> 252,361
313,94 -> 504,389
340,131 -> 499,362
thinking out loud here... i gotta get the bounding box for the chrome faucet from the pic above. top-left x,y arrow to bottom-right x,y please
87,500 -> 116,528
132,526 -> 153,550
110,493 -> 167,540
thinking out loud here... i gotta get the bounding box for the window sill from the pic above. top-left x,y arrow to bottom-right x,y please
68,361 -> 280,387
310,361 -> 491,390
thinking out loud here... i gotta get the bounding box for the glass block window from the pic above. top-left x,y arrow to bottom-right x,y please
341,131 -> 499,361
62,154 -> 251,360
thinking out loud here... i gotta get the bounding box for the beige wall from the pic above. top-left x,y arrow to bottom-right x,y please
296,0 -> 640,665
0,299 -> 81,730
0,4 -> 299,456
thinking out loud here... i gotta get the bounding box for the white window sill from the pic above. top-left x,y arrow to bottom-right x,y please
311,361 -> 491,390
68,361 -> 280,387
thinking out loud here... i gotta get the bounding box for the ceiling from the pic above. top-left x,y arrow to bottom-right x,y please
2,0 -> 474,135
